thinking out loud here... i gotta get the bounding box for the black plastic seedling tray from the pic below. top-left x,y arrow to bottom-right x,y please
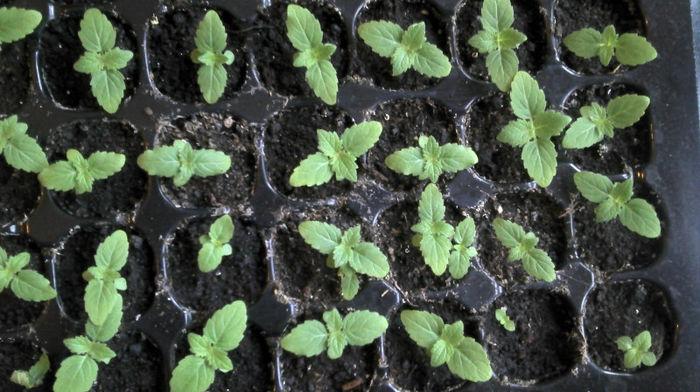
0,0 -> 698,391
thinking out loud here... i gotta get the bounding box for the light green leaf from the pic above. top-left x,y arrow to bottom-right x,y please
400,310 -> 444,349
78,8 -> 116,53
620,198 -> 661,238
439,144 -> 477,173
495,308 -> 515,331
522,248 -> 555,282
94,230 -> 128,272
195,10 -> 227,53
326,332 -> 347,359
533,111 -> 571,138
486,48 -> 518,92
430,339 -> 453,367
610,179 -> 633,204
606,94 -> 650,129
594,199 -> 620,222
205,346 -> 233,372
341,121 -> 382,157
481,0 -> 514,32
0,7 -> 42,45
312,43 -> 335,61
39,161 -> 76,191
641,351 -> 657,367
84,279 -> 118,326
10,269 -> 56,301
493,218 -> 527,248
339,266 -> 359,300
446,337 -> 493,382
317,129 -> 342,157
573,171 -> 614,203
86,296 -> 123,342
468,30 -> 498,53
497,119 -> 531,147
413,42 -> 451,78
74,52 -> 103,74
169,355 -> 216,392
3,133 -> 49,173
286,4 -> 322,51
330,150 -> 358,181
521,139 -> 557,187
198,243 -> 223,273
209,215 -> 234,244
10,352 -> 50,388
192,148 -> 231,177
305,60 -> 338,105
402,22 -> 426,51
342,310 -> 388,346
87,341 -> 116,363
420,233 -> 451,275
349,242 -> 389,278
100,48 -> 133,70
137,144 -> 180,177
510,71 -> 545,119
454,217 -> 476,246
188,333 -> 212,358
598,25 -> 617,66
498,28 -> 527,50
323,308 -> 343,332
86,151 -> 125,180
615,33 -> 657,66
290,152 -> 333,187
385,146 -> 424,177
64,336 -> 93,355
418,183 -> 445,223
448,248 -> 473,280
633,330 -> 652,351
54,355 -> 98,392
203,300 -> 247,351
91,69 -> 125,114
197,64 -> 227,104
357,20 -> 403,57
298,221 -> 343,254
563,28 -> 602,58
281,320 -> 328,357
616,335 -> 633,351
562,117 -> 601,149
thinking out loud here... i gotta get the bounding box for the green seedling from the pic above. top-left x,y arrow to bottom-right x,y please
410,184 -> 477,279
198,215 -> 234,273
492,218 -> 556,282
82,230 -> 129,326
0,7 -> 42,50
616,330 -> 657,369
497,71 -> 571,187
290,121 -> 382,187
563,94 -> 650,149
191,10 -> 235,104
73,8 -> 134,114
563,25 -> 657,67
385,135 -> 478,183
170,301 -> 247,392
281,308 -> 387,359
401,310 -> 492,381
358,20 -> 451,78
0,245 -> 56,302
494,307 -> 515,332
38,149 -> 125,194
298,221 -> 389,300
10,353 -> 50,389
137,139 -> 231,186
573,171 -> 660,238
468,0 -> 527,91
0,115 -> 48,173
286,4 -> 338,105
54,296 -> 123,392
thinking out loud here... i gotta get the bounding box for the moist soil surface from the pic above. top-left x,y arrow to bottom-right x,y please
148,6 -> 247,103
167,215 -> 267,311
455,0 -> 548,81
482,288 -> 582,384
44,119 -> 147,219
56,224 -> 154,324
39,12 -> 138,110
263,104 -> 354,200
354,0 -> 451,90
94,331 -> 163,391
0,160 -> 40,227
250,0 -> 348,98
554,0 -> 646,74
0,41 -> 30,114
584,280 -> 675,372
0,339 -> 51,392
156,113 -> 257,210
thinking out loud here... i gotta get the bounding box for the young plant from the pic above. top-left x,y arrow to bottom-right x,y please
0,7 -> 42,50
170,301 -> 247,392
281,309 -> 387,359
616,330 -> 657,369
562,94 -> 650,149
385,135 -> 478,183
401,310 -> 492,381
286,4 -> 338,105
468,0 -> 527,91
289,121 -> 382,187
410,184 -> 477,279
73,8 -> 134,114
563,25 -> 657,67
0,115 -> 48,173
190,10 -> 235,104
198,215 -> 234,273
38,149 -> 125,194
492,218 -> 556,282
54,296 -> 123,392
298,221 -> 389,300
0,245 -> 56,302
137,139 -> 231,186
10,353 -> 49,389
357,20 -> 451,78
82,230 -> 129,326
573,171 -> 660,238
497,71 -> 571,187
494,307 -> 515,332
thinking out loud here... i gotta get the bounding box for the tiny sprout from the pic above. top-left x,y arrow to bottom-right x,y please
563,25 -> 657,67
38,149 -> 125,194
385,135 -> 477,183
0,245 -> 56,302
198,215 -> 234,273
494,307 -> 515,332
137,139 -> 231,186
616,330 -> 657,369
191,10 -> 235,104
492,218 -> 556,282
10,353 -> 50,389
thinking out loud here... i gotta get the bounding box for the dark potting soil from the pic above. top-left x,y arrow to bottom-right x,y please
166,215 -> 267,311
0,339 -> 51,392
354,0 -> 451,90
56,224 -> 155,324
466,91 -> 532,184
554,0 -> 646,74
454,0 -> 548,82
94,331 -> 163,391
473,190 -> 569,287
386,300 -> 480,391
0,160 -> 40,227
0,234 -> 48,331
147,6 -> 247,103
365,97 -> 461,192
44,119 -> 147,219
250,0 -> 349,98
39,12 -> 139,110
263,104 -> 354,200
482,288 -> 582,384
156,112 -> 257,210
583,280 -> 675,373
0,41 -> 30,114
558,83 -> 652,173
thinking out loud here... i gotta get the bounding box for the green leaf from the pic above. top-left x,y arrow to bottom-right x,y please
448,248 -> 473,280
0,7 -> 42,45
498,28 -> 527,50
413,42 -> 451,78
342,310 -> 388,346
349,242 -> 389,278
594,199 -> 620,222
137,144 -> 180,177
74,52 -> 102,74
86,296 -> 123,342
441,321 -> 465,347
305,60 -> 338,105
195,10 -> 227,53
203,300 -> 247,351
510,71 -> 545,119
205,346 -> 233,372
439,144 -> 477,173
599,25 -> 617,66
87,341 -> 116,363
39,161 -> 76,191
64,336 -> 93,355
298,221 -> 343,254
281,320 -> 328,357
78,8 -> 116,53
454,217 -> 476,246
330,150 -> 358,181
94,230 -> 129,272
616,336 -> 633,351
357,21 -> 403,57
400,310 -> 444,349
574,171 -> 614,203
317,129 -> 342,157
493,218 -> 527,248
418,183 -> 445,223
100,47 -> 133,70
420,233 -> 452,275
495,308 -> 515,331
341,121 -> 382,157
468,30 -> 498,53
521,139 -> 557,187
290,152 -> 333,187
187,333 -> 212,358
497,119 -> 531,147
91,69 -> 125,114
486,49 -> 518,91
326,332 -> 347,359
339,266 -> 359,300
197,243 -> 223,273
3,133 -> 49,173
391,47 -> 413,75
522,248 -> 556,282
533,111 -> 571,138
323,308 -> 343,332
402,22 -> 426,51
209,215 -> 234,244
633,330 -> 652,351
10,352 -> 50,388
198,64 -> 227,104
610,179 -> 633,204
606,94 -> 650,129
85,279 -> 118,326
446,337 -> 493,382
286,4 -> 322,52
562,117 -> 601,149
86,151 -> 125,180
430,339 -> 453,367
385,146 -> 424,177
169,355 -> 216,392
641,351 -> 657,367
192,148 -> 231,177
481,0 -> 514,32
54,355 -> 98,392
615,33 -> 657,66
620,198 -> 661,238
6,252 -> 29,271
563,28 -> 602,58
10,269 -> 56,301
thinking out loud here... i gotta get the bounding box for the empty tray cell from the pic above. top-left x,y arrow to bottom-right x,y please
0,39 -> 30,114
0,157 -> 40,227
92,331 -> 164,391
0,339 -> 48,392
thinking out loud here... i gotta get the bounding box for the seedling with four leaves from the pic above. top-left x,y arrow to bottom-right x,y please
38,149 -> 125,194
573,171 -> 660,238
298,221 -> 389,300
0,7 -> 42,50
563,25 -> 657,67
82,230 -> 129,326
290,121 -> 382,187
137,139 -> 231,186
0,245 -> 56,302
10,353 -> 50,389
170,301 -> 247,392
73,8 -> 134,114
190,10 -> 235,104
385,135 -> 478,183
281,309 -> 387,359
401,310 -> 492,381
0,115 -> 48,173
495,307 -> 515,332
357,20 -> 451,78
616,330 -> 657,369
198,215 -> 234,273
492,218 -> 556,282
468,0 -> 527,91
